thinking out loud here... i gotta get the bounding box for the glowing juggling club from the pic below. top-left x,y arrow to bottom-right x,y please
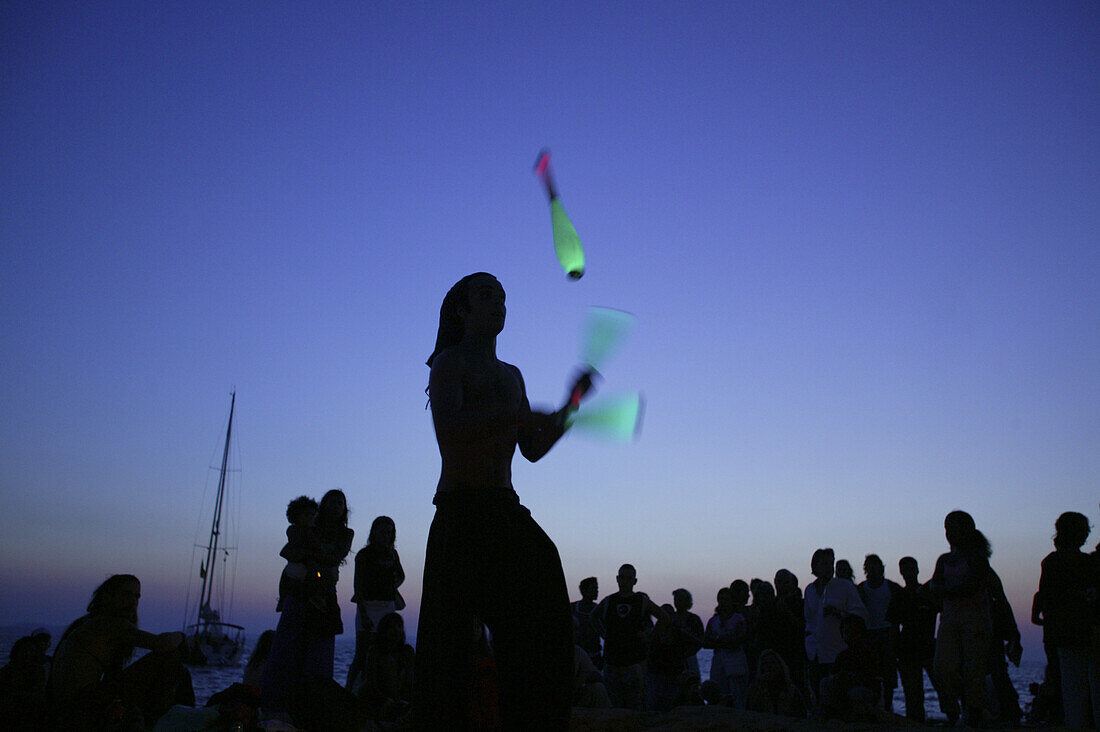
580,307 -> 635,373
534,149 -> 585,280
566,391 -> 645,442
562,306 -> 636,416
563,307 -> 635,410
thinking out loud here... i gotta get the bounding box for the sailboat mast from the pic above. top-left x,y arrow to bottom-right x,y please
197,391 -> 235,624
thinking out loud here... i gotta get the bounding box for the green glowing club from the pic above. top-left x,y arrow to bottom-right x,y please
551,199 -> 585,280
535,150 -> 586,280
566,392 -> 644,442
581,307 -> 636,371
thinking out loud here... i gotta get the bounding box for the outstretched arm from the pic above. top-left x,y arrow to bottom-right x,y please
118,620 -> 185,654
518,369 -> 594,462
517,366 -> 567,462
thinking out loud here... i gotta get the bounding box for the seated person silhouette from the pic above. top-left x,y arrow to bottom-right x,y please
47,574 -> 193,730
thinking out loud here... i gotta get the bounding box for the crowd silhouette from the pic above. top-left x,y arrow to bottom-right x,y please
2,273 -> 1097,730
5,507 -> 1097,730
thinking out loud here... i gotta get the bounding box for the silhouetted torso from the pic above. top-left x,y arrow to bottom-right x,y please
432,349 -> 525,494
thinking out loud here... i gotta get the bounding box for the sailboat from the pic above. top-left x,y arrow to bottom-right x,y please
185,392 -> 245,666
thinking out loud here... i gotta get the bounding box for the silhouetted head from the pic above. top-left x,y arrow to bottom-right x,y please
29,628 -> 51,654
835,559 -> 854,581
899,556 -> 919,585
756,648 -> 792,684
863,554 -> 885,584
88,574 -> 141,622
579,577 -> 598,602
811,548 -> 835,581
716,587 -> 735,613
7,637 -> 42,666
945,510 -> 992,558
616,564 -> 637,593
774,568 -> 799,596
317,489 -> 349,529
729,579 -> 750,606
427,273 -> 503,368
673,588 -> 693,612
286,495 -> 318,525
753,580 -> 776,605
375,612 -> 406,652
1053,512 -> 1090,551
368,516 -> 396,547
245,630 -> 276,672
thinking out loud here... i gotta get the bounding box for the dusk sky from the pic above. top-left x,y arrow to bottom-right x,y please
2,2 -> 1097,659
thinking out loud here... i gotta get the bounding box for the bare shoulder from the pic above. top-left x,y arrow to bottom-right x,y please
430,346 -> 463,373
500,361 -> 526,388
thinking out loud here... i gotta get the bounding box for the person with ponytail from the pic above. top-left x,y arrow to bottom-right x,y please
930,510 -> 994,726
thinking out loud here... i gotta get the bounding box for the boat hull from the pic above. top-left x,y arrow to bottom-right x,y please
186,622 -> 245,667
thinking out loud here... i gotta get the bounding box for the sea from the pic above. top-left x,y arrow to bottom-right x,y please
2,624 -> 1045,722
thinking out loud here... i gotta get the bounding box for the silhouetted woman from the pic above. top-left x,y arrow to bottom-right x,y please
414,273 -> 591,729
1036,511 -> 1100,728
261,489 -> 354,717
242,630 -> 275,688
358,612 -> 415,722
47,574 -> 193,730
931,510 -> 993,726
747,648 -> 807,718
346,515 -> 405,689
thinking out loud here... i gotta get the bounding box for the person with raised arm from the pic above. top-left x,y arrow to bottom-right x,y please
413,273 -> 592,729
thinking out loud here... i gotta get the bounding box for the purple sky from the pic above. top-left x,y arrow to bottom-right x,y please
2,2 -> 1097,658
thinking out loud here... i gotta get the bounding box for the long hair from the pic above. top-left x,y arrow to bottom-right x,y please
374,612 -> 406,653
946,510 -> 992,558
58,574 -> 141,665
244,629 -> 276,676
368,515 -> 395,546
87,574 -> 140,621
316,489 -> 349,530
756,648 -> 794,685
426,273 -> 497,369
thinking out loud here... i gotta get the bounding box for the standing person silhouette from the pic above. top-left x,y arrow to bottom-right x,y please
930,509 -> 993,727
346,516 -> 405,690
414,273 -> 592,730
887,556 -> 943,723
1036,511 -> 1100,728
261,489 -> 354,720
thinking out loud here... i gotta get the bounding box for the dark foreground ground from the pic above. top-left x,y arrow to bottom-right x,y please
567,706 -> 1068,731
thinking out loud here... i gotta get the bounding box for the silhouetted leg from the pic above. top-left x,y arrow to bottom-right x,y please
988,647 -> 1020,723
414,491 -> 571,730
302,631 -> 335,682
933,619 -> 962,724
261,597 -> 310,713
478,500 -> 572,729
413,497 -> 483,729
1059,646 -> 1093,728
118,647 -> 192,726
898,656 -> 925,721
